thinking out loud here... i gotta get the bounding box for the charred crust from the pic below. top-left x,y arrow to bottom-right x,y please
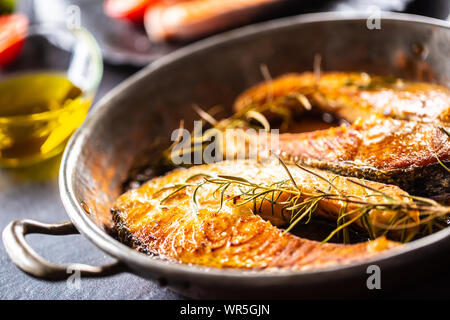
111,208 -> 156,256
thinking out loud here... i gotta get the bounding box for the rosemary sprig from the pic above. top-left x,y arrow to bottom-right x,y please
435,153 -> 450,173
155,158 -> 450,243
438,126 -> 450,138
160,185 -> 190,205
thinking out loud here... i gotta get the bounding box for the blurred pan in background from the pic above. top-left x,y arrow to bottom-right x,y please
23,0 -> 439,66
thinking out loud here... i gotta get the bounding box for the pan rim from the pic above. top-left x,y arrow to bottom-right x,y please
60,11 -> 450,283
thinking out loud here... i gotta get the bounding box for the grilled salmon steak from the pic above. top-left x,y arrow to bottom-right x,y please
234,72 -> 450,124
230,72 -> 450,196
218,117 -> 450,197
112,160 -> 417,270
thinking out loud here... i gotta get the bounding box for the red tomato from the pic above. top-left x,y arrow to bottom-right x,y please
104,0 -> 159,23
0,13 -> 28,67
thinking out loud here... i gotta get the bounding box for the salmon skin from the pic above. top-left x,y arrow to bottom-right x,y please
145,0 -> 290,42
219,117 -> 450,197
112,160 -> 415,270
234,72 -> 450,124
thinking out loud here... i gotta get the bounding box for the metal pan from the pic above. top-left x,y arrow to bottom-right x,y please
3,12 -> 450,299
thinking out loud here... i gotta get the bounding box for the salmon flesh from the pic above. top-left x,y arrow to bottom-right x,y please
234,72 -> 450,124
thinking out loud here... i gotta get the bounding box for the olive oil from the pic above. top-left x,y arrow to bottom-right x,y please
0,72 -> 91,167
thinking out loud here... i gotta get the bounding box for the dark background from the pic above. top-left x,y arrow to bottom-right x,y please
1,0 -> 449,299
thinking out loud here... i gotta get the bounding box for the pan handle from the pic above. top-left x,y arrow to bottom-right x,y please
2,219 -> 125,280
